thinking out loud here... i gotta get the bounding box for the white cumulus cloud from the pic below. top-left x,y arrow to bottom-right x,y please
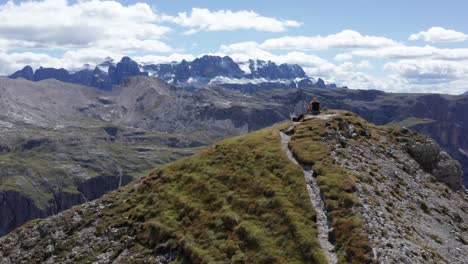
0,0 -> 171,53
259,30 -> 399,50
409,27 -> 468,43
337,45 -> 468,61
384,59 -> 468,85
162,8 -> 302,34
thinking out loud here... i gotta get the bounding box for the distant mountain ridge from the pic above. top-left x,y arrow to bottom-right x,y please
8,55 -> 336,92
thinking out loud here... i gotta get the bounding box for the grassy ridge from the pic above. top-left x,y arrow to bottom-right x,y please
98,125 -> 327,263
288,113 -> 373,263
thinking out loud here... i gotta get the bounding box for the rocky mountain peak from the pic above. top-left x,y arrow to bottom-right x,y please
246,59 -> 307,80
34,67 -> 70,82
316,78 -> 326,88
190,55 -> 244,79
110,56 -> 147,84
8,65 -> 34,81
8,55 -> 339,92
96,57 -> 115,72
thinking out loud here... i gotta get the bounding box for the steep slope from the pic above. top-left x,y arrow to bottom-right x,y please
285,112 -> 466,263
0,77 -> 102,127
1,111 -> 465,264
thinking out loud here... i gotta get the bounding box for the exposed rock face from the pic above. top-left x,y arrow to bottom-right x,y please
316,78 -> 326,88
406,140 -> 444,171
0,175 -> 132,236
69,67 -> 112,91
34,67 -> 70,82
0,191 -> 45,237
7,57 -> 147,91
247,59 -> 306,79
190,55 -> 244,79
8,66 -> 33,81
77,175 -> 133,201
433,151 -> 464,190
404,139 -> 464,190
110,56 -> 148,84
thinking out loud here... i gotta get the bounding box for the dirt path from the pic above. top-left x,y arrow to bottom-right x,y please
280,131 -> 338,264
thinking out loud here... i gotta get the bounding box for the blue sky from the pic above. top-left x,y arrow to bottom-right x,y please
0,0 -> 467,94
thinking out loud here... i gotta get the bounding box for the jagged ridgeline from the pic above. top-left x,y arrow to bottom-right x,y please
0,111 -> 466,263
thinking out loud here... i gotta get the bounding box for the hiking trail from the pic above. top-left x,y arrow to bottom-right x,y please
280,128 -> 338,264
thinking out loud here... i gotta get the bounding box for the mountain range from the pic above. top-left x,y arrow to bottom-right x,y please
8,56 -> 335,92
1,56 -> 468,240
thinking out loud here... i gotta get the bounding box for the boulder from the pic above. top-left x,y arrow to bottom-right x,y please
406,140 -> 463,190
406,140 -> 441,171
433,151 -> 463,190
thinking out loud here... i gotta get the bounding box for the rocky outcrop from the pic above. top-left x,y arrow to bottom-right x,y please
433,151 -> 464,190
0,190 -> 45,237
77,175 -> 133,201
406,140 -> 442,171
20,138 -> 53,151
406,139 -> 464,190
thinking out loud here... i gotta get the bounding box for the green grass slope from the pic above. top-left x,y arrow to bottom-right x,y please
99,125 -> 327,263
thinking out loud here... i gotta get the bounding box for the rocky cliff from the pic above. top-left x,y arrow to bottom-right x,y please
0,111 -> 465,263
0,176 -> 130,236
